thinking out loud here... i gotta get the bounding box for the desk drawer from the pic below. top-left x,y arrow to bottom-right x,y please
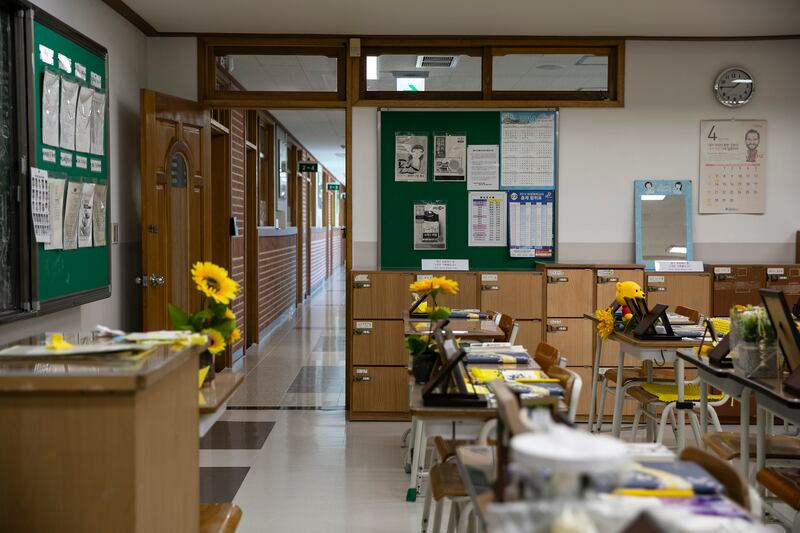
352,320 -> 407,366
545,318 -> 593,367
351,366 -> 409,414
546,268 -> 594,317
352,272 -> 414,319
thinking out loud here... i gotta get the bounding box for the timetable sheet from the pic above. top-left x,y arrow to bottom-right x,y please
468,191 -> 506,247
508,190 -> 554,258
500,111 -> 556,189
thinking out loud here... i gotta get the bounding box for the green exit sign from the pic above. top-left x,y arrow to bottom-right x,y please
326,183 -> 340,191
299,161 -> 318,172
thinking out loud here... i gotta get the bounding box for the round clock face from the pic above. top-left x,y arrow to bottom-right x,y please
714,67 -> 754,107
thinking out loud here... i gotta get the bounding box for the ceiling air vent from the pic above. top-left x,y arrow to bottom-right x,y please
415,55 -> 459,69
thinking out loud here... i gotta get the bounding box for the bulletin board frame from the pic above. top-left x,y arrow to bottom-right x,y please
378,108 -> 558,271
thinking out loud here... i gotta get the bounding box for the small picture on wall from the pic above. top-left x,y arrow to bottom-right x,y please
433,134 -> 466,182
413,202 -> 446,250
395,134 -> 428,182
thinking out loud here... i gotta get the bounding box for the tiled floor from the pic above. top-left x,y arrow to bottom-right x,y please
201,268 -> 423,532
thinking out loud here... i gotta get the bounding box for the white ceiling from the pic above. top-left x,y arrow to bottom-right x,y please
124,0 -> 799,36
269,109 -> 346,183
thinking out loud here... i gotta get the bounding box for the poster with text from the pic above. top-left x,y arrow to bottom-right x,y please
699,120 -> 766,214
413,202 -> 446,250
433,134 -> 466,182
468,191 -> 507,247
500,111 -> 556,189
508,190 -> 554,258
395,134 -> 428,182
467,145 -> 499,190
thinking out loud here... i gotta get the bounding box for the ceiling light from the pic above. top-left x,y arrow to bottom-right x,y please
396,77 -> 425,92
366,56 -> 378,80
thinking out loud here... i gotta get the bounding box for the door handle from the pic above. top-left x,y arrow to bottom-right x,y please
547,276 -> 569,283
149,274 -> 166,286
352,376 -> 371,382
134,274 -> 149,287
596,276 -> 619,284
714,274 -> 735,281
646,286 -> 667,292
767,275 -> 789,282
480,285 -> 500,291
352,329 -> 371,335
546,325 -> 569,332
353,282 -> 372,289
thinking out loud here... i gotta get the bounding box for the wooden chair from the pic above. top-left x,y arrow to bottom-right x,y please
757,467 -> 800,531
704,432 -> 800,463
675,305 -> 701,324
680,446 -> 750,511
199,503 -> 242,533
543,366 -> 583,423
533,342 -> 559,372
494,312 -> 519,344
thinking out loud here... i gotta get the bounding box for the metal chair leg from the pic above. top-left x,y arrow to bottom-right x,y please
432,498 -> 443,533
446,502 -> 459,533
631,405 -> 642,442
707,404 -> 723,432
421,471 -> 434,532
597,377 -> 610,432
656,403 -> 674,445
457,502 -> 473,533
688,411 -> 702,446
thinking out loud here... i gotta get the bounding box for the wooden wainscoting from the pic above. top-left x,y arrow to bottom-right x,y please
332,228 -> 342,268
310,227 -> 327,291
257,229 -> 298,335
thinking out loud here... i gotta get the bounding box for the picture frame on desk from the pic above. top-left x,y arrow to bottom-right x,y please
422,323 -> 488,407
759,289 -> 800,394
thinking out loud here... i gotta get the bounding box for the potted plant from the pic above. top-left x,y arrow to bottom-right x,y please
730,304 -> 777,378
405,276 -> 459,383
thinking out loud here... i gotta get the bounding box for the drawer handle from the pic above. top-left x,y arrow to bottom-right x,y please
546,325 -> 569,332
352,376 -> 371,382
547,276 -> 569,283
353,282 -> 372,289
647,286 -> 667,292
715,274 -> 735,281
481,284 -> 500,291
768,275 -> 789,282
353,329 -> 372,335
596,276 -> 619,284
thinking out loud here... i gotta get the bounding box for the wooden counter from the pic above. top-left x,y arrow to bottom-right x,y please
0,340 -> 202,533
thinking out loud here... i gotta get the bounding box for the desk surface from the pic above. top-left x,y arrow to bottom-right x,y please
404,317 -> 505,340
583,314 -> 702,349
199,372 -> 245,414
0,333 -> 203,392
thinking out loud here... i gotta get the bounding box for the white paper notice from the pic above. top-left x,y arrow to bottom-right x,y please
59,77 -> 79,151
44,178 -> 66,250
75,63 -> 86,81
500,111 -> 556,188
41,70 -> 60,147
90,92 -> 106,155
92,184 -> 107,247
433,134 -> 466,182
467,145 -> 499,190
78,182 -> 95,248
30,168 -> 51,243
468,191 -> 507,247
75,86 -> 94,153
62,181 -> 82,250
75,155 -> 88,169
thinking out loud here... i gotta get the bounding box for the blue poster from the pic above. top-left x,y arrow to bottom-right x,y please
508,190 -> 555,258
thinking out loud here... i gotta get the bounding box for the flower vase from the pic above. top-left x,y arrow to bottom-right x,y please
411,353 -> 437,384
199,349 -> 216,385
732,340 -> 778,378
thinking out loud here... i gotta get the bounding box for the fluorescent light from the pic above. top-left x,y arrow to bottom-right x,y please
668,246 -> 687,254
397,77 -> 425,92
366,56 -> 378,80
641,195 -> 666,201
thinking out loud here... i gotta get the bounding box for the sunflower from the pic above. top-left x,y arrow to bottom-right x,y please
409,279 -> 433,293
224,308 -> 236,320
595,308 -> 616,341
228,328 -> 241,344
433,276 -> 459,295
191,261 -> 239,304
203,328 -> 226,355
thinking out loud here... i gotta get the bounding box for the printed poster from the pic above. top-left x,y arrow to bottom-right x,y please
433,134 -> 466,182
93,184 -> 107,247
62,181 -> 82,250
30,168 -> 51,243
699,120 -> 766,214
413,202 -> 446,250
395,134 -> 427,182
44,177 -> 66,250
78,182 -> 95,248
508,190 -> 554,258
467,145 -> 499,190
500,111 -> 556,189
468,191 -> 507,247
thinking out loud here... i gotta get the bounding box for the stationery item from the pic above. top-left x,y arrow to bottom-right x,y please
62,181 -> 82,250
59,77 -> 79,151
467,145 -> 499,190
463,353 -> 532,365
90,92 -> 106,155
92,184 -> 107,246
614,461 -> 724,497
511,382 -> 564,398
29,167 -> 51,243
78,182 -> 95,247
44,177 -> 66,250
501,369 -> 559,383
41,70 -> 60,147
75,86 -> 93,152
469,368 -> 503,382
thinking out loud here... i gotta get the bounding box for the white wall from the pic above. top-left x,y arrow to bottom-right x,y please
146,37 -> 197,100
352,39 -> 800,268
0,0 -> 147,342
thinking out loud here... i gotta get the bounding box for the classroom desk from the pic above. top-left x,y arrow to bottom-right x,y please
404,316 -> 506,341
199,371 -> 245,438
0,340 -> 202,533
583,314 -> 702,450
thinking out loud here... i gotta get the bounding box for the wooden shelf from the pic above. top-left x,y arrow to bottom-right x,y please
210,118 -> 230,136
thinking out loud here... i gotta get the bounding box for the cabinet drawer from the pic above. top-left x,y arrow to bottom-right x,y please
479,272 -> 542,319
765,265 -> 800,309
546,268 -> 594,317
352,272 -> 413,319
413,272 -> 478,309
351,366 -> 409,414
645,273 -> 711,317
515,319 -> 542,352
544,318 -> 593,367
352,320 -> 407,366
595,269 -> 644,310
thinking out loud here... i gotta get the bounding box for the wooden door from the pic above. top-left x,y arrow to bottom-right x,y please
545,268 -> 594,317
351,320 -> 407,366
352,272 -> 413,319
304,177 -> 311,297
139,90 -> 211,330
544,318 -> 593,366
351,366 -> 409,414
645,273 -> 712,317
478,272 -> 543,319
413,272 -> 478,309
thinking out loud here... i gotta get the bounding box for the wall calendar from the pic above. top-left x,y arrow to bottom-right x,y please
699,119 -> 766,214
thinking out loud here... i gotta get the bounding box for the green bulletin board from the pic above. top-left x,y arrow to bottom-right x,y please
379,110 -> 557,271
32,19 -> 110,306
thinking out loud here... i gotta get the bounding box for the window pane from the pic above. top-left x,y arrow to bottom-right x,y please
366,54 -> 481,92
0,9 -> 18,313
216,54 -> 338,92
492,54 -> 608,92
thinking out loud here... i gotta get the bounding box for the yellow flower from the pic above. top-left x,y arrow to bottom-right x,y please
46,333 -> 73,351
171,333 -> 208,351
409,276 -> 459,295
224,308 -> 236,320
595,308 -> 615,341
434,276 -> 459,295
203,328 -> 226,355
410,279 -> 433,293
191,261 -> 239,304
228,328 -> 241,344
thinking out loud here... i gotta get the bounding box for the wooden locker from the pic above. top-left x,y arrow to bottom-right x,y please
352,272 -> 413,319
595,268 -> 644,366
478,272 -> 543,319
413,272 -> 478,309
545,268 -> 594,317
515,319 -> 542,352
544,318 -> 593,367
645,273 -> 712,317
351,366 -> 409,415
351,320 -> 407,366
707,265 -> 765,317
572,367 -> 637,421
765,265 -> 800,309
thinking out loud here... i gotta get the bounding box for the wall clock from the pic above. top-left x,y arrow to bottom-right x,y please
714,67 -> 754,108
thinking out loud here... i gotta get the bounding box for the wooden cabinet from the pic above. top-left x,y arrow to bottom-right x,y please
544,318 -> 593,367
414,272 -> 478,309
478,272 -> 542,319
595,268 -> 644,310
352,320 -> 407,366
765,265 -> 800,309
544,268 -> 594,317
515,320 -> 542,352
351,366 -> 409,418
352,271 -> 413,319
707,265 -> 765,316
645,273 -> 712,316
